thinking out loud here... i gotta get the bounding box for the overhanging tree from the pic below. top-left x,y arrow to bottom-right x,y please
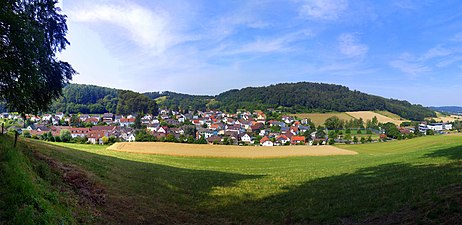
0,0 -> 75,114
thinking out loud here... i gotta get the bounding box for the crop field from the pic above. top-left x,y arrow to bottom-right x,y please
346,111 -> 408,125
431,112 -> 462,123
290,112 -> 354,126
6,134 -> 459,224
374,110 -> 405,120
108,142 -> 357,158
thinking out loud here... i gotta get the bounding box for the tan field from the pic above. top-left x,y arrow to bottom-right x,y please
431,113 -> 462,123
107,142 -> 357,158
346,111 -> 408,125
290,112 -> 354,126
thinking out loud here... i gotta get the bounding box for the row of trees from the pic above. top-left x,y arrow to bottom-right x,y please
324,116 -> 380,130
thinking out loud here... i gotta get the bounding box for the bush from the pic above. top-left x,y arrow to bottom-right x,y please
328,138 -> 335,145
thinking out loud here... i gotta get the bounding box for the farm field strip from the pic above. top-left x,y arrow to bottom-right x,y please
290,112 -> 354,126
346,111 -> 408,125
107,142 -> 357,158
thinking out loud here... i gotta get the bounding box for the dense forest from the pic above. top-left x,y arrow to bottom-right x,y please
213,82 -> 436,120
50,84 -> 119,114
144,91 -> 212,112
49,84 -> 157,115
117,90 -> 158,115
37,82 -> 436,121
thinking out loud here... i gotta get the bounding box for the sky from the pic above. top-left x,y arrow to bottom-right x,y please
57,0 -> 462,106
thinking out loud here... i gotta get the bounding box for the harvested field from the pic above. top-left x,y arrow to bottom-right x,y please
290,112 -> 353,126
107,142 -> 357,158
431,112 -> 462,123
346,111 -> 408,125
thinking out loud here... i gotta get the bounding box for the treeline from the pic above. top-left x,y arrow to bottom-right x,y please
117,91 -> 158,115
49,84 -> 157,115
46,82 -> 435,121
50,84 -> 118,114
214,82 -> 435,120
144,91 -> 212,112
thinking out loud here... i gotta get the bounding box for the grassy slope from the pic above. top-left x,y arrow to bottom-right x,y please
290,112 -> 354,126
0,136 -> 85,224
19,135 -> 462,224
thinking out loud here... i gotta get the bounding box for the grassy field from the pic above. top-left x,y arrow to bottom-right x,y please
346,111 -> 409,125
374,110 -> 405,120
290,112 -> 354,126
7,135 -> 460,224
431,112 -> 462,123
108,142 -> 357,157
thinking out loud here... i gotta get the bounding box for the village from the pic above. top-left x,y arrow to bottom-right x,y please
0,109 -> 456,146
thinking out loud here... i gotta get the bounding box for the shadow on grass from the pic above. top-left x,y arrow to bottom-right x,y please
220,146 -> 462,224
423,145 -> 462,160
25,139 -> 462,225
24,140 -> 265,224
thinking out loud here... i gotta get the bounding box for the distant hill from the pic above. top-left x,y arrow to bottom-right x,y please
46,82 -> 435,121
430,106 -> 462,114
213,82 -> 435,121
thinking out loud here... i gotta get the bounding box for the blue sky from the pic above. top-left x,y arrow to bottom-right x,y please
58,0 -> 462,106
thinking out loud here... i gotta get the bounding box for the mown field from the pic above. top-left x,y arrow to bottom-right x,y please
290,112 -> 354,126
2,135 -> 462,224
108,142 -> 357,157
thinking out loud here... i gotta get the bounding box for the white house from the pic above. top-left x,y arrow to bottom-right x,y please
128,134 -> 136,142
260,136 -> 274,146
240,133 -> 252,143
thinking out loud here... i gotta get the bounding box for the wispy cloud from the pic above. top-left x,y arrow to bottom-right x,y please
69,2 -> 181,54
299,0 -> 348,21
338,33 -> 368,57
390,53 -> 431,76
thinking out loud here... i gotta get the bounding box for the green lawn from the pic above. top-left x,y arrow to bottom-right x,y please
5,135 -> 462,224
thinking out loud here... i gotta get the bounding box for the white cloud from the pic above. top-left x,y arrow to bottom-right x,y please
338,33 -> 368,57
69,2 -> 180,54
389,60 -> 430,75
420,47 -> 452,61
299,0 -> 348,21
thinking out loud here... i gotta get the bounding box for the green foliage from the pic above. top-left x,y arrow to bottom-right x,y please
0,136 -> 77,224
215,82 -> 435,120
59,129 -> 71,142
0,0 -> 75,114
382,122 -> 401,139
144,91 -> 211,112
324,116 -> 343,130
426,129 -> 435,136
117,90 -> 158,115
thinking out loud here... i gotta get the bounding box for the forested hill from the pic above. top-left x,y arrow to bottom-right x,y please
430,106 -> 462,114
49,84 -> 158,115
213,82 -> 435,121
47,82 -> 435,121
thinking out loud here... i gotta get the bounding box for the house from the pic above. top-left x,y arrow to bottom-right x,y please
36,125 -> 50,132
239,133 -> 252,143
290,126 -> 299,135
88,131 -> 107,144
69,128 -> 90,138
207,136 -> 222,144
84,117 -> 99,125
128,133 -> 136,142
157,126 -> 169,134
102,113 -> 114,123
147,123 -> 160,132
55,112 -> 64,120
291,136 -> 306,145
275,134 -> 290,145
120,117 -> 136,127
260,136 -> 274,146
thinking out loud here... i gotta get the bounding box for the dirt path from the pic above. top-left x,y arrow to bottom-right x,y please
107,142 -> 357,158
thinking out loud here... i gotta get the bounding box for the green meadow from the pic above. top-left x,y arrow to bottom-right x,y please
1,135 -> 461,224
